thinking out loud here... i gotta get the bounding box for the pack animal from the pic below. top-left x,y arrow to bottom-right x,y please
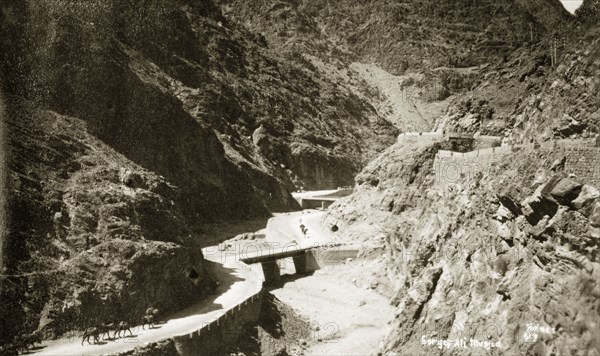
113,321 -> 134,338
81,327 -> 100,345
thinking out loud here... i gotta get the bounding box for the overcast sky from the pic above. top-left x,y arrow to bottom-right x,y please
560,0 -> 583,13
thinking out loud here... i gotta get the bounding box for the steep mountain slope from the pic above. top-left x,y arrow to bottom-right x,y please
436,6 -> 600,141
0,0 -> 397,342
216,0 -> 574,134
577,0 -> 600,21
325,11 -> 600,355
217,0 -> 571,73
328,134 -> 600,355
1,101 -> 213,340
24,0 -> 396,194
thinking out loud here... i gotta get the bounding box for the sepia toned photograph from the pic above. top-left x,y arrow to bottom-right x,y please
0,0 -> 598,355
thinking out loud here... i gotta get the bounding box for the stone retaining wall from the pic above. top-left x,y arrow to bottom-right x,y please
120,261 -> 265,356
172,288 -> 264,355
434,140 -> 600,188
118,245 -> 360,355
397,131 -> 502,149
563,147 -> 600,187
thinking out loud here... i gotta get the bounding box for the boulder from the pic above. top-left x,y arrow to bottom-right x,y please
550,156 -> 566,172
553,116 -> 587,137
528,215 -> 550,238
540,174 -> 565,198
120,170 -> 147,189
521,189 -> 559,226
496,194 -> 523,217
549,178 -> 582,204
572,185 -> 600,210
495,205 -> 514,222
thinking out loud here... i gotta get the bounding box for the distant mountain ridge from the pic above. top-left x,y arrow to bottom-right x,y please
217,0 -> 572,74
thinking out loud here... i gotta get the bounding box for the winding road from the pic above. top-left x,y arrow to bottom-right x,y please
30,208 -> 336,355
33,259 -> 261,356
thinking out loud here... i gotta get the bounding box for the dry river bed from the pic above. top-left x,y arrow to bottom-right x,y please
271,259 -> 394,356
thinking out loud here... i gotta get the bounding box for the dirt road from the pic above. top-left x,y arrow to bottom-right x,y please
32,260 -> 261,355
31,207 -> 389,355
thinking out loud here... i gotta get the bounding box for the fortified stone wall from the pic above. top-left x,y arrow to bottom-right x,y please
397,131 -> 502,149
434,139 -> 600,188
563,147 -> 600,187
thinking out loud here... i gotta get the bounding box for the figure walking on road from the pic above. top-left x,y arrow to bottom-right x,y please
299,219 -> 308,237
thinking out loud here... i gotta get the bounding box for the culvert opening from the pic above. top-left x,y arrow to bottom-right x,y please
187,267 -> 199,279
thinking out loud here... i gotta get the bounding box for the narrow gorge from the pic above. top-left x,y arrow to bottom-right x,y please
1,0 -> 599,355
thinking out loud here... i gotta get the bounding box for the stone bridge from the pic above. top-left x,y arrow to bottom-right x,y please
293,188 -> 353,209
240,246 -> 319,284
240,245 -> 357,285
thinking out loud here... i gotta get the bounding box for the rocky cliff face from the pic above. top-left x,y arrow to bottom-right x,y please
436,14 -> 600,141
315,6 -> 600,354
0,0 -> 397,342
510,29 -> 600,142
328,136 -> 600,355
217,0 -> 570,73
215,0 -> 576,135
0,101 -> 213,340
577,0 -> 600,22
325,15 -> 600,353
4,0 -> 397,212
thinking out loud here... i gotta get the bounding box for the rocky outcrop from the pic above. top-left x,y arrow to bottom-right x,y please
217,0 -> 568,74
0,105 -> 214,340
328,138 -> 600,355
437,14 -> 600,140
577,0 -> 600,23
572,184 -> 600,210
549,177 -> 583,204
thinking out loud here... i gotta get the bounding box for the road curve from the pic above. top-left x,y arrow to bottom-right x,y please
32,259 -> 261,356
31,209 -> 333,355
